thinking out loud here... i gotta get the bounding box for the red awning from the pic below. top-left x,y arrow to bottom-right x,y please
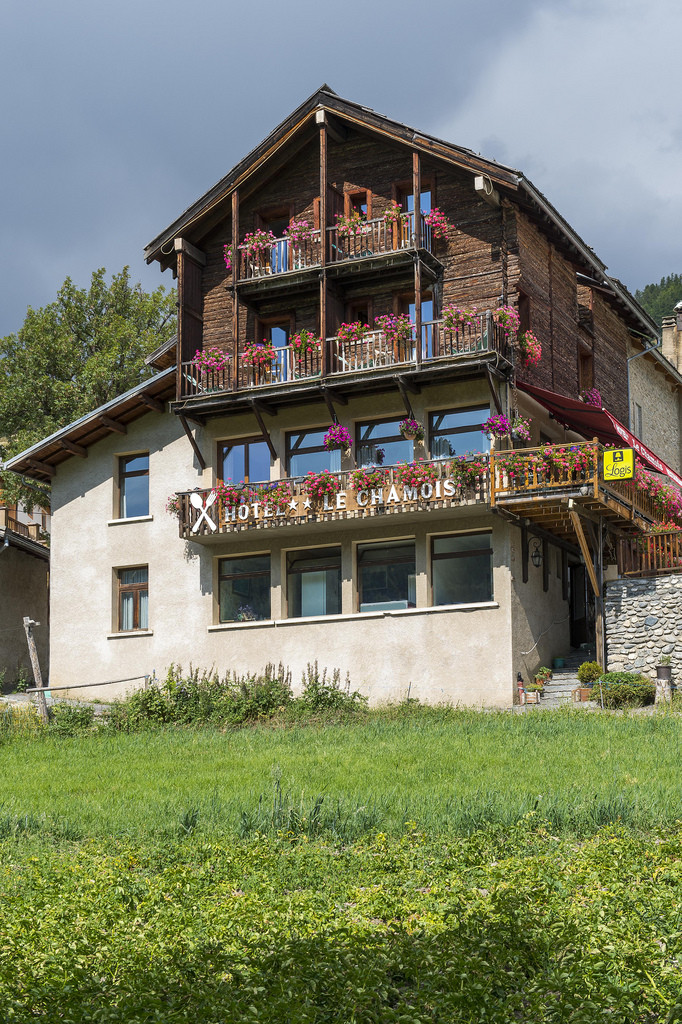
518,381 -> 682,490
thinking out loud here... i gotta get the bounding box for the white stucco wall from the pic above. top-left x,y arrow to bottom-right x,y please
0,544 -> 49,686
49,387 -> 522,706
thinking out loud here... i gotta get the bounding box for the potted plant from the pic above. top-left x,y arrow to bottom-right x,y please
394,460 -> 438,491
240,228 -> 276,261
525,684 -> 542,704
383,200 -> 404,226
191,346 -> 231,377
336,321 -> 372,346
351,466 -> 387,491
493,306 -> 520,337
398,417 -> 425,442
579,387 -> 602,408
424,207 -> 454,241
375,313 -> 413,349
240,341 -> 276,376
517,330 -> 542,368
335,210 -> 371,238
535,666 -> 552,687
290,330 -> 322,361
510,416 -> 532,443
284,218 -> 315,247
442,305 -> 478,332
304,469 -> 342,507
323,423 -> 353,459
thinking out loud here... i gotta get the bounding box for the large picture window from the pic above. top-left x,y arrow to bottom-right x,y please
219,555 -> 270,622
117,567 -> 148,631
358,540 -> 416,612
431,532 -> 492,606
356,418 -> 413,467
219,439 -> 270,485
119,453 -> 149,518
287,428 -> 340,477
429,406 -> 489,460
287,547 -> 342,618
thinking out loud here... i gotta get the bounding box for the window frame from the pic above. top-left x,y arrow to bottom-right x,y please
357,539 -> 416,612
118,452 -> 149,519
286,545 -> 342,619
286,426 -> 340,477
430,530 -> 493,607
344,188 -> 372,220
218,436 -> 271,485
428,405 -> 490,461
355,416 -> 414,468
218,553 -> 271,623
116,566 -> 149,632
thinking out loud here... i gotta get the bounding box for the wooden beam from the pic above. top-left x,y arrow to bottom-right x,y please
252,398 -> 277,417
319,389 -> 337,423
396,378 -> 414,419
61,439 -> 88,458
179,415 -> 206,471
173,237 -> 206,266
99,414 -> 126,434
250,401 -> 277,460
27,458 -> 55,479
485,366 -> 503,415
319,120 -> 328,378
140,394 -> 165,414
569,510 -> 600,597
319,385 -> 347,406
394,373 -> 420,395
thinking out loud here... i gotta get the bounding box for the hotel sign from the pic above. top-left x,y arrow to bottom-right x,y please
186,475 -> 479,535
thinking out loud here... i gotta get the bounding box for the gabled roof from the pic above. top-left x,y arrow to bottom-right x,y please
144,85 -> 657,341
3,367 -> 176,484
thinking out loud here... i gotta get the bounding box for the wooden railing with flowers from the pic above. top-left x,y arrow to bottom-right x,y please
617,530 -> 682,576
490,441 -> 661,524
329,329 -> 414,373
180,345 -> 322,397
327,212 -> 432,264
175,457 -> 489,538
239,232 -> 322,280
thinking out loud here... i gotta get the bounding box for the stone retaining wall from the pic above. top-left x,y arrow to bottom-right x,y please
605,575 -> 681,677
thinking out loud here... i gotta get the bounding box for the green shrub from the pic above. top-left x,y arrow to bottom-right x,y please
592,673 -> 655,709
297,661 -> 368,713
48,703 -> 95,736
578,661 -> 602,685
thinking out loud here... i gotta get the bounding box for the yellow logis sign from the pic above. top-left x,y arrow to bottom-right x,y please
603,447 -> 634,480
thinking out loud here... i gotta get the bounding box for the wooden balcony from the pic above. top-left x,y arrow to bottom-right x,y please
178,313 -> 513,401
490,441 -> 659,538
239,232 -> 322,280
0,507 -> 46,544
176,459 -> 489,540
617,530 -> 682,576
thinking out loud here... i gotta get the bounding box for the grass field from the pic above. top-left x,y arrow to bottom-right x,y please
1,707 -> 682,1021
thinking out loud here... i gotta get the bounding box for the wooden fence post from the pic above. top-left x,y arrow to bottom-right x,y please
23,617 -> 48,724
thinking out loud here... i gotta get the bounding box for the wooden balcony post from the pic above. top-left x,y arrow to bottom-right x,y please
412,152 -> 422,367
592,438 -> 599,498
231,186 -> 238,389
319,115 -> 328,377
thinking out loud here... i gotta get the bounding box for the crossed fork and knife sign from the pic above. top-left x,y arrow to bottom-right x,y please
190,491 -> 217,533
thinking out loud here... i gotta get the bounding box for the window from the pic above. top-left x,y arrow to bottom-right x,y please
117,567 -> 148,631
219,555 -> 270,622
431,532 -> 492,606
119,454 -> 149,518
219,439 -> 271,485
358,540 -> 416,611
258,206 -> 293,273
405,292 -> 433,357
578,349 -> 594,391
287,428 -> 340,477
429,406 -> 489,459
356,418 -> 414,467
345,189 -> 371,219
287,547 -> 341,618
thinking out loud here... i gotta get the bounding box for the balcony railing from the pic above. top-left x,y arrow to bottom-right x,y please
618,530 -> 682,576
176,459 -> 489,538
179,313 -> 513,398
239,232 -> 322,280
327,212 -> 431,263
490,441 -> 659,523
0,507 -> 45,542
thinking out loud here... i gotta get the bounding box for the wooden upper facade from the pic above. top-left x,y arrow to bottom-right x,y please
144,86 -> 657,426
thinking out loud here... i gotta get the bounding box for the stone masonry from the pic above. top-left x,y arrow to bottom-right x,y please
605,575 -> 681,678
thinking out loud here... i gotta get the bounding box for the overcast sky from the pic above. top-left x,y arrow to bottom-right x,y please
1,0 -> 680,337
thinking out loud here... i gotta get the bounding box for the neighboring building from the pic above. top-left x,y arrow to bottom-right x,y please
5,87 -> 680,705
0,497 -> 49,687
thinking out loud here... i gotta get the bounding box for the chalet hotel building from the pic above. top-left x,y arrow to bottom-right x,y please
8,86 -> 681,705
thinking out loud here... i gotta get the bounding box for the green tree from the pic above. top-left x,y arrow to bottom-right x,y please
0,267 -> 176,506
635,273 -> 682,327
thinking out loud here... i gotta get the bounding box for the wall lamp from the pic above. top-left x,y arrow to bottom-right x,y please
530,539 -> 543,568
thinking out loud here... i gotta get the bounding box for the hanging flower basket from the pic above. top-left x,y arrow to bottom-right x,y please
494,306 -> 521,337
383,200 -> 404,225
240,229 -> 276,261
399,418 -> 425,442
482,414 -> 511,440
284,218 -> 315,247
517,330 -> 542,368
323,423 -> 353,459
511,416 -> 532,442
